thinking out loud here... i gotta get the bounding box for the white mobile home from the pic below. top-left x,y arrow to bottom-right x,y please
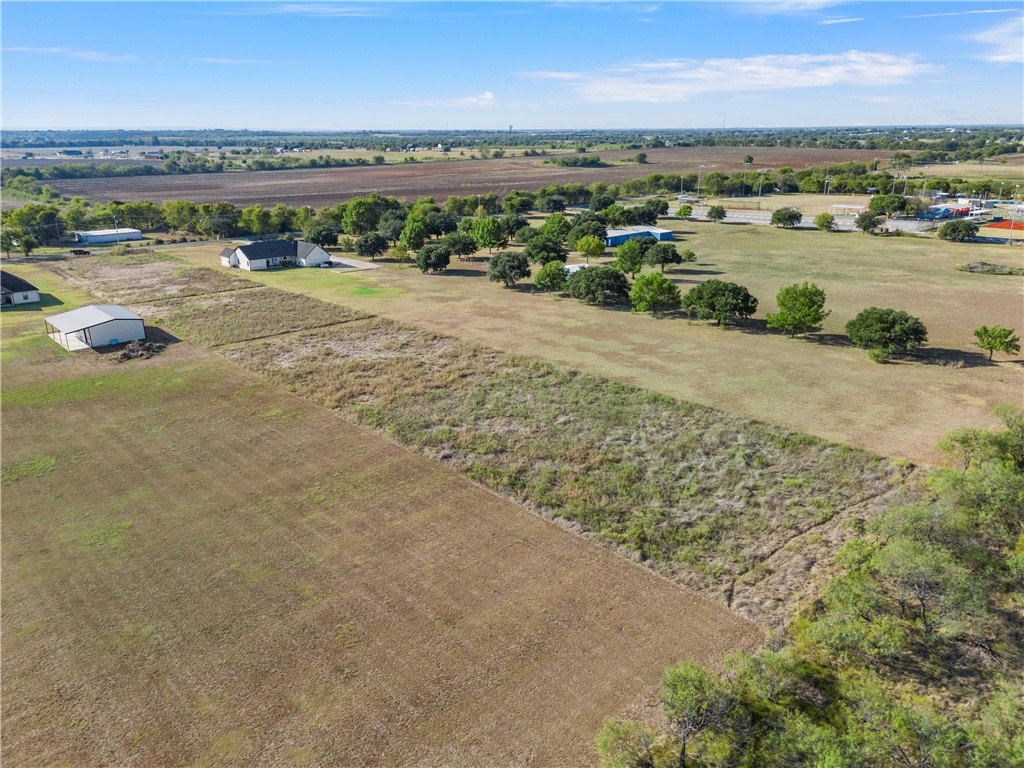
220,240 -> 331,271
45,304 -> 146,350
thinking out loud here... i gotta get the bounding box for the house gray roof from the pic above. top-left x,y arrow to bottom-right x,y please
235,239 -> 324,262
46,304 -> 143,334
237,239 -> 298,261
219,247 -> 235,259
1,270 -> 38,293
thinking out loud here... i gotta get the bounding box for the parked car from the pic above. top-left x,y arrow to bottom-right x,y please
70,249 -> 91,255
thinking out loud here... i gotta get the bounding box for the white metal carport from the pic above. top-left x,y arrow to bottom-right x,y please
44,305 -> 146,350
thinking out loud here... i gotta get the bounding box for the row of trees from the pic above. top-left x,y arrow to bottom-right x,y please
596,406 -> 1024,768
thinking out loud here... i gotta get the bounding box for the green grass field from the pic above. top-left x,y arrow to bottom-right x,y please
170,219 -> 1023,466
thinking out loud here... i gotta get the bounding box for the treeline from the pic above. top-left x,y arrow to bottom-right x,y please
3,126 -> 1021,160
0,151 -> 381,183
596,408 -> 1024,767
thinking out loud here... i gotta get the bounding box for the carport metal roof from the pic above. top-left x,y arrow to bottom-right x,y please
45,304 -> 142,334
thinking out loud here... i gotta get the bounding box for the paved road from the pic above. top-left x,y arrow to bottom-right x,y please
684,206 -> 938,233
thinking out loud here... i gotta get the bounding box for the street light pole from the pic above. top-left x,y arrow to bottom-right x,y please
757,169 -> 767,210
696,165 -> 706,201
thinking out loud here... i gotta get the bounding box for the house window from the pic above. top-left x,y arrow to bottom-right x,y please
21,293 -> 29,300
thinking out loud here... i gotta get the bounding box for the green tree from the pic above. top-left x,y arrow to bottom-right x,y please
514,225 -> 539,244
854,211 -> 882,234
645,242 -> 683,272
239,204 -> 273,236
814,212 -> 838,231
661,662 -> 731,768
633,152 -> 648,164
1,229 -> 14,257
770,207 -> 803,228
17,233 -> 37,257
631,272 -> 682,315
766,282 -> 831,337
683,280 -> 758,326
472,217 -> 509,252
399,217 -> 428,251
575,233 -> 606,263
566,266 -> 630,305
595,720 -> 658,768
355,232 -> 388,260
613,238 -> 645,278
846,307 -> 928,360
974,325 -> 1021,360
415,242 -> 451,273
867,194 -> 906,219
342,196 -> 382,235
676,205 -> 693,219
535,261 -> 569,292
269,203 -> 296,233
567,219 -> 607,250
938,219 -> 980,242
539,213 -> 571,243
390,242 -> 412,267
304,221 -> 338,248
441,231 -> 478,259
197,202 -> 240,238
487,251 -> 531,287
706,205 -> 727,223
376,211 -> 407,244
524,234 -> 569,265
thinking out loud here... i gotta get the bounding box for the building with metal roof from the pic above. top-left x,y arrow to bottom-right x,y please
73,228 -> 143,245
1,270 -> 41,306
605,226 -> 674,248
45,304 -> 145,350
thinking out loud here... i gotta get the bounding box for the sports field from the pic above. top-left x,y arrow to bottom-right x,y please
172,221 -> 1023,466
1,266 -> 760,766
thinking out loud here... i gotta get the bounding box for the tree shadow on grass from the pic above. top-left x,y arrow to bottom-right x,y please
436,268 -> 486,278
915,347 -> 998,369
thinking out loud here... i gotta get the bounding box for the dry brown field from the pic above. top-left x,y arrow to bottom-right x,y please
172,220 -> 1023,467
1,267 -> 760,766
44,147 -> 894,208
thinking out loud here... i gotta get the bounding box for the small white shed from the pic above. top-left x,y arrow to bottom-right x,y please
45,304 -> 146,350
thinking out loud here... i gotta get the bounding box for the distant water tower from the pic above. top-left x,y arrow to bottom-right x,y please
508,125 -> 513,133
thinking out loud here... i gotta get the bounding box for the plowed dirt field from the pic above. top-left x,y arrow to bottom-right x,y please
46,146 -> 893,207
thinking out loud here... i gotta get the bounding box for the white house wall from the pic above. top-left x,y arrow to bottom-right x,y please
86,319 -> 146,347
8,290 -> 40,305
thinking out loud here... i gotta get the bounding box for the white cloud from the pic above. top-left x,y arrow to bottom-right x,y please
522,50 -> 934,103
394,91 -> 497,108
970,16 -> 1024,62
818,17 -> 863,25
194,57 -> 282,65
3,46 -> 137,62
258,4 -> 382,17
899,8 -> 1017,19
734,0 -> 843,15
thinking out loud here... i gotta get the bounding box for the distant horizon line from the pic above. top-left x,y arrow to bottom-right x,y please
4,123 -> 1023,134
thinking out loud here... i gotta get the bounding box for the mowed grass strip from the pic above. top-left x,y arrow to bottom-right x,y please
142,285 -> 368,345
226,317 -> 908,625
55,250 -> 257,304
1,340 -> 759,767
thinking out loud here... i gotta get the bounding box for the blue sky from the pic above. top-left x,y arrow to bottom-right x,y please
2,1 -> 1021,130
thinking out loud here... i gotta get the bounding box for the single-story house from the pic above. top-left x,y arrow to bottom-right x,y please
975,219 -> 1024,243
74,228 -> 143,244
605,226 -> 674,248
220,239 -> 331,271
45,304 -> 146,350
1,270 -> 41,306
